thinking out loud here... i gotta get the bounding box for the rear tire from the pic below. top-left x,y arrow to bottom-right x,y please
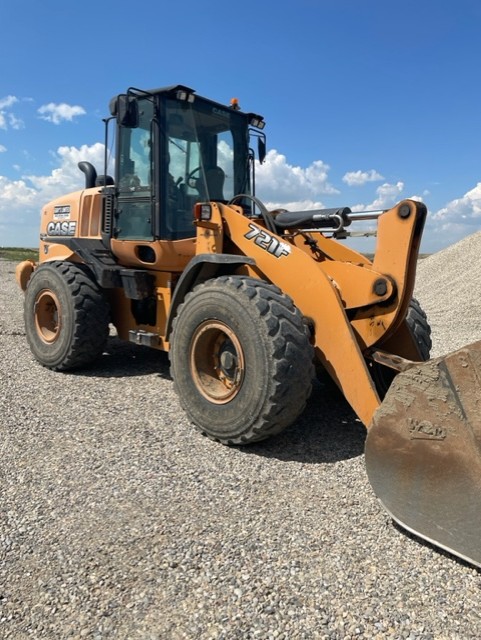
24,261 -> 110,370
370,298 -> 432,398
169,276 -> 314,445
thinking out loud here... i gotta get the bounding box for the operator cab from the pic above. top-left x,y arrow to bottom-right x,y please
107,85 -> 266,243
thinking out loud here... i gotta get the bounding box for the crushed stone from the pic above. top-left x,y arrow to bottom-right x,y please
1,251 -> 480,639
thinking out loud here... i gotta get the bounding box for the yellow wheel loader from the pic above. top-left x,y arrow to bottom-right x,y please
17,85 -> 481,567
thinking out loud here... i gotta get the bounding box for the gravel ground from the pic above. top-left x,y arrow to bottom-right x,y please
1,251 -> 480,640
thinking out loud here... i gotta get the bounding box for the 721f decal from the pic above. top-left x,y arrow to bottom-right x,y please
244,223 -> 291,258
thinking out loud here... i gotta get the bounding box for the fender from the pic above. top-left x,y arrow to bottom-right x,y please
165,253 -> 255,338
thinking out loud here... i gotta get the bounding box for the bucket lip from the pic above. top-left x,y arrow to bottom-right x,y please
366,339 -> 481,570
376,498 -> 481,569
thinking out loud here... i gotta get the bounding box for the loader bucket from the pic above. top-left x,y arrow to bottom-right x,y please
365,340 -> 481,567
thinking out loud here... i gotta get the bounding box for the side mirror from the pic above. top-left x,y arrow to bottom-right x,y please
116,95 -> 139,128
258,137 -> 266,164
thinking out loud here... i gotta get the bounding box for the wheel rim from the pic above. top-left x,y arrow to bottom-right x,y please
190,321 -> 245,404
34,289 -> 61,343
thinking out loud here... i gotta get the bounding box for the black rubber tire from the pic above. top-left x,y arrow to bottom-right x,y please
169,276 -> 315,445
24,261 -> 110,371
370,298 -> 432,398
405,297 -> 432,360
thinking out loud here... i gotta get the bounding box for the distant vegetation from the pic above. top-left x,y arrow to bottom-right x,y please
0,247 -> 39,262
0,247 -> 431,263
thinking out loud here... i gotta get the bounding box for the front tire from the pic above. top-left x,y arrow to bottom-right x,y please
24,261 -> 110,370
370,298 -> 432,398
170,276 -> 314,445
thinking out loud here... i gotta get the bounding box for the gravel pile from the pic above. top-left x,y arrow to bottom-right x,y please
1,254 -> 480,640
415,229 -> 481,357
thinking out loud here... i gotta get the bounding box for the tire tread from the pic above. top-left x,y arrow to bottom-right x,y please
25,261 -> 110,371
170,275 -> 314,445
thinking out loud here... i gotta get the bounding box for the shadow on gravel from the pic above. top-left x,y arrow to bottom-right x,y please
71,337 -> 171,379
242,380 -> 366,465
71,339 -> 365,464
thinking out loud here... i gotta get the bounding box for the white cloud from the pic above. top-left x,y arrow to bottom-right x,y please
0,95 -> 18,110
26,143 -> 106,198
419,182 -> 481,252
1,138 -> 479,254
262,199 -> 326,212
0,95 -> 20,130
0,145 -> 6,153
8,113 -> 24,129
37,102 -> 86,124
0,176 -> 39,209
256,149 -> 339,203
0,143 -> 106,213
342,169 -> 384,187
0,143 -> 107,246
369,181 -> 405,209
432,182 -> 481,226
351,181 -> 405,212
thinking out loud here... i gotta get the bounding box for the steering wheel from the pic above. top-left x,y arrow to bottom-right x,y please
186,166 -> 202,189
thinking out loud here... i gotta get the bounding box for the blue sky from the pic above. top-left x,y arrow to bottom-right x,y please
1,0 -> 481,252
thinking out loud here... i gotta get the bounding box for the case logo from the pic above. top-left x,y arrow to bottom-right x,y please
46,221 -> 77,236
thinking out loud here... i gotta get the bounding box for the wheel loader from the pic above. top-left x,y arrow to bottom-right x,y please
16,84 -> 481,568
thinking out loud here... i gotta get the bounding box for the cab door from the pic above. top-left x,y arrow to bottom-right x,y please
115,98 -> 155,241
